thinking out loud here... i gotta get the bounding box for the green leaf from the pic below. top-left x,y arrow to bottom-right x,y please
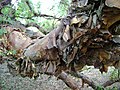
110,69 -> 119,80
0,16 -> 3,22
0,28 -> 7,36
7,50 -> 17,55
1,6 -> 12,15
11,50 -> 17,55
0,51 -> 5,56
96,86 -> 104,90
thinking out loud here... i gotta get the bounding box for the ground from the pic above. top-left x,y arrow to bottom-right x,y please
0,62 -> 120,90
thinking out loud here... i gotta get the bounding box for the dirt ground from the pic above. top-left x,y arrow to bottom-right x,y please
0,62 -> 120,90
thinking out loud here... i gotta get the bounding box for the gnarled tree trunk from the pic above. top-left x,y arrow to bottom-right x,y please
1,0 -> 120,89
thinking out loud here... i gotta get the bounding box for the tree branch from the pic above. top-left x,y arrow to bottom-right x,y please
57,71 -> 81,90
15,14 -> 61,20
25,1 -> 61,20
102,78 -> 120,87
69,71 -> 120,89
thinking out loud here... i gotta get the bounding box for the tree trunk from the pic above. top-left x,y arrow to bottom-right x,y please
1,0 -> 120,89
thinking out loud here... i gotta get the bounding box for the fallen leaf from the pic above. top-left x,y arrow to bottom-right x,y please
63,25 -> 70,42
99,50 -> 111,61
71,16 -> 80,25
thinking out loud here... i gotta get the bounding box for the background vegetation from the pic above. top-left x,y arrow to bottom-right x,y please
0,0 -> 70,31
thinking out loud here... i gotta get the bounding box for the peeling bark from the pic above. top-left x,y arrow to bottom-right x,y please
1,0 -> 120,89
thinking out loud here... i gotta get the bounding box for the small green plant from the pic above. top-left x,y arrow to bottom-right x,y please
96,85 -> 104,90
0,5 -> 15,24
110,69 -> 119,80
106,87 -> 118,90
0,50 -> 6,57
6,50 -> 17,56
0,28 -> 7,36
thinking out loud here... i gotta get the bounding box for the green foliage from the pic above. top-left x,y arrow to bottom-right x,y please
1,5 -> 15,19
110,69 -> 119,80
1,6 -> 12,16
0,28 -> 7,36
96,85 -> 119,90
28,0 -> 41,14
0,0 -> 70,31
0,51 -> 6,57
14,0 -> 70,31
0,6 -> 15,24
39,0 -> 70,30
15,1 -> 33,18
58,0 -> 70,17
6,50 -> 17,56
106,87 -> 119,90
0,49 -> 17,57
40,18 -> 58,31
96,85 -> 104,90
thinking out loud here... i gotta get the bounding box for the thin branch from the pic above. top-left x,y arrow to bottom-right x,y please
15,14 -> 61,20
15,15 -> 35,20
37,14 -> 62,20
102,78 -> 120,87
25,1 -> 61,20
